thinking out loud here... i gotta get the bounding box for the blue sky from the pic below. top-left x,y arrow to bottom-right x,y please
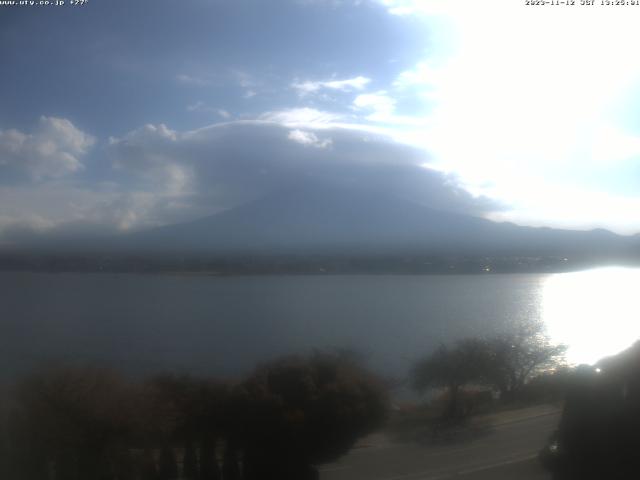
2,0 -> 640,242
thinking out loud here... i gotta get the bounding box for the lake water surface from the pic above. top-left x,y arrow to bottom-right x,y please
2,267 -> 639,382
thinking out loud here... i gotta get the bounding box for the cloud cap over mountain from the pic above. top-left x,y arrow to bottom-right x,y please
0,119 -> 500,246
108,120 -> 499,217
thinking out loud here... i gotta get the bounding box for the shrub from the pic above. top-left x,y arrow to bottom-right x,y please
234,353 -> 390,479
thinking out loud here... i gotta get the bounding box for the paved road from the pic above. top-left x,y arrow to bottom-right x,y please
320,409 -> 560,480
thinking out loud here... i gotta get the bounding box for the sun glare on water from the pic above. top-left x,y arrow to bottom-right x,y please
542,267 -> 640,366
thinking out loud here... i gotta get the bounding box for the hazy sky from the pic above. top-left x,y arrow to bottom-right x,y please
2,0 -> 640,241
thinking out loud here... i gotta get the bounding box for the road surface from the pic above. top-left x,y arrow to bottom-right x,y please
320,406 -> 560,480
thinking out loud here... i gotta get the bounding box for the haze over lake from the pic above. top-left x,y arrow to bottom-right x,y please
2,267 -> 639,383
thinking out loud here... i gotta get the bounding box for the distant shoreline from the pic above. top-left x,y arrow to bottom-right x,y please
1,250 -> 638,276
0,264 -> 635,277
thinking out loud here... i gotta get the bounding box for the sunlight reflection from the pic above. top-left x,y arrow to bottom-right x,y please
542,267 -> 640,366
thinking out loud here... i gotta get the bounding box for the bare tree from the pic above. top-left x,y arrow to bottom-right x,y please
411,338 -> 489,418
412,322 -> 566,413
484,320 -> 567,402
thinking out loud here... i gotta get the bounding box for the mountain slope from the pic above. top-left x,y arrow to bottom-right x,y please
119,186 -> 637,258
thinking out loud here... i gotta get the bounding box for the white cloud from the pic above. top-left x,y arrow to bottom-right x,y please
87,192 -> 177,232
259,108 -> 345,128
110,123 -> 178,146
176,73 -> 211,87
178,69 -> 259,99
230,69 -> 260,99
187,101 -> 206,112
374,0 -> 640,233
231,69 -> 254,89
296,0 -> 364,5
352,91 -> 396,121
489,186 -> 640,235
393,61 -> 442,95
0,185 -> 116,240
287,129 -> 333,148
187,102 -> 231,119
260,107 -> 423,142
109,123 -> 192,195
0,213 -> 55,242
0,185 -> 198,244
376,0 -> 458,16
0,116 -> 95,180
292,75 -> 371,95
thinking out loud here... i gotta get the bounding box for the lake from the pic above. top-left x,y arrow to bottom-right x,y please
2,267 -> 639,383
